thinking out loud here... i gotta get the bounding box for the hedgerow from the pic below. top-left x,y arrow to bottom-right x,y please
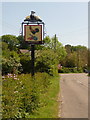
2,73 -> 52,118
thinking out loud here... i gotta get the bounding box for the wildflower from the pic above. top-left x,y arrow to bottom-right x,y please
20,81 -> 22,84
7,73 -> 12,76
14,74 -> 16,77
14,91 -> 18,93
7,76 -> 9,78
7,73 -> 13,78
14,77 -> 17,80
2,76 -> 5,79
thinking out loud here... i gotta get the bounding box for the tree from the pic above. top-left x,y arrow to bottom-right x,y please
2,35 -> 19,51
35,35 -> 67,75
2,41 -> 22,74
64,44 -> 88,72
64,52 -> 77,68
65,44 -> 72,54
20,54 -> 32,73
51,35 -> 67,62
73,45 -> 88,70
2,50 -> 22,75
43,36 -> 51,48
17,35 -> 30,49
35,49 -> 59,76
43,35 -> 67,62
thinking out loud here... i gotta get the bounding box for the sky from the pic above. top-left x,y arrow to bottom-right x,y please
1,1 -> 88,47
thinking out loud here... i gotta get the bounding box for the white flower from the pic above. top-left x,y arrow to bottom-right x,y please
14,78 -> 17,80
2,76 -> 5,79
20,81 -> 22,84
14,91 -> 18,93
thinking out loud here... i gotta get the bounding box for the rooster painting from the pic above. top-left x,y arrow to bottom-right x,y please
25,24 -> 42,42
28,34 -> 38,40
29,26 -> 39,34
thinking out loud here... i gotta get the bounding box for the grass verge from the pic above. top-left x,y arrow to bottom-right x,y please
30,75 -> 60,118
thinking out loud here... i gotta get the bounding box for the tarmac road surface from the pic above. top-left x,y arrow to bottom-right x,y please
59,73 -> 88,118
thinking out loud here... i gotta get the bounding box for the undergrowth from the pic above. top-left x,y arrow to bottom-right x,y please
2,73 -> 60,118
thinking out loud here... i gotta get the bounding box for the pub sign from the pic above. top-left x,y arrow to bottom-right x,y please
24,25 -> 43,44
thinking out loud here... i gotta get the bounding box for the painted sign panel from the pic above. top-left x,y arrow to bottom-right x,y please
24,25 -> 42,44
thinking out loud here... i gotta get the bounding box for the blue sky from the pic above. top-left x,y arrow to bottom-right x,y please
1,2 -> 88,47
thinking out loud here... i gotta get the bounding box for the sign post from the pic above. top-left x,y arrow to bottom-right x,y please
21,11 -> 45,77
31,45 -> 35,76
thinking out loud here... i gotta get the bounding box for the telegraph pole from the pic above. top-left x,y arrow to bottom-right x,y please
54,34 -> 56,52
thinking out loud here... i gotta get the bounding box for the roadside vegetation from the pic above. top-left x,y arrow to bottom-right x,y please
1,34 -> 88,118
2,73 -> 59,118
1,34 -> 64,118
58,44 -> 88,73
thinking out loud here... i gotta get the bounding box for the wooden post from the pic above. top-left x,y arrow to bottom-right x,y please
31,45 -> 35,76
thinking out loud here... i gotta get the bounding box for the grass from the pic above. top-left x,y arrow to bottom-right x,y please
2,73 -> 60,118
29,75 -> 60,118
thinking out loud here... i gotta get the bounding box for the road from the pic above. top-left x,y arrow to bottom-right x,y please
58,73 -> 88,118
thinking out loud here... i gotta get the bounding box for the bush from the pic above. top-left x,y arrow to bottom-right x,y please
2,35 -> 19,51
2,73 -> 52,118
58,67 -> 78,73
2,74 -> 34,118
77,67 -> 83,73
20,55 -> 31,73
35,49 -> 58,76
2,51 -> 22,75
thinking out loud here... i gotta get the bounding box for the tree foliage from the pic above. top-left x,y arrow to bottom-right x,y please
17,35 -> 30,49
35,49 -> 58,76
2,50 -> 21,75
2,35 -> 19,51
1,36 -> 22,75
61,44 -> 88,72
1,34 -> 88,74
34,35 -> 67,75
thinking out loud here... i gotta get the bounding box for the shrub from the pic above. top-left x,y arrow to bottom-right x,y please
2,51 -> 22,75
58,67 -> 78,73
2,73 -> 52,118
35,49 -> 58,76
20,55 -> 31,73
